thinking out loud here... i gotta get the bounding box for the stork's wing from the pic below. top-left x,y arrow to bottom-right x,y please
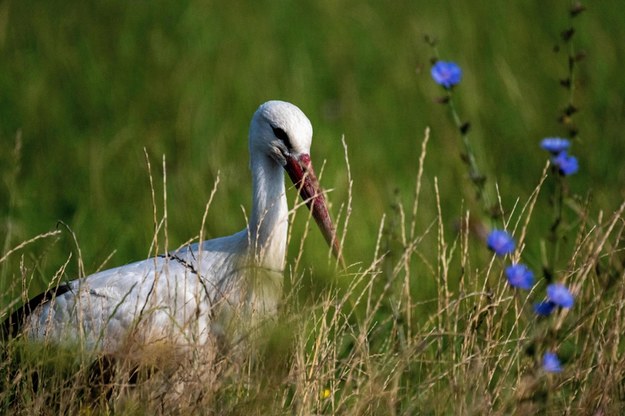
1,283 -> 73,340
1,234 -> 248,352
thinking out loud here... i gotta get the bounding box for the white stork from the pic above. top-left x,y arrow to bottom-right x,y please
2,100 -> 342,354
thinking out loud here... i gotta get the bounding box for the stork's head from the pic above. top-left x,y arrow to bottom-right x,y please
249,100 -> 342,264
250,100 -> 312,160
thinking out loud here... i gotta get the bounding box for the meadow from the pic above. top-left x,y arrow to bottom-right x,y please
1,0 -> 625,414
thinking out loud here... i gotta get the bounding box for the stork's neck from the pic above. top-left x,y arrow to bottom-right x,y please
249,155 -> 288,271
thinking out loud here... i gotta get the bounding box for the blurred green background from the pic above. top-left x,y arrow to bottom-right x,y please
1,1 -> 624,302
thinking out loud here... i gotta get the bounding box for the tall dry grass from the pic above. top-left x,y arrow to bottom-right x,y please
2,130 -> 625,415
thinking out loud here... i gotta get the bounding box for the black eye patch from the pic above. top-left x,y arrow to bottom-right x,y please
271,126 -> 292,150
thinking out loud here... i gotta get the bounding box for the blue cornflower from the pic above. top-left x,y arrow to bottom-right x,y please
505,264 -> 534,290
547,283 -> 574,308
540,137 -> 571,154
543,352 -> 563,373
486,229 -> 515,256
533,301 -> 556,316
552,151 -> 579,176
431,61 -> 462,89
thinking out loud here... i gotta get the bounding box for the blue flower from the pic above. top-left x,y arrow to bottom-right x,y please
487,229 -> 515,256
505,264 -> 535,290
540,137 -> 571,154
547,283 -> 574,308
552,151 -> 579,176
431,61 -> 462,89
543,352 -> 563,373
533,301 -> 556,316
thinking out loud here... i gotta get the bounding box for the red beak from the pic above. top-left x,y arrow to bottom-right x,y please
284,153 -> 344,266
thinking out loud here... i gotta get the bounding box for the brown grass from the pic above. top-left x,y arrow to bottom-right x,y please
2,133 -> 625,415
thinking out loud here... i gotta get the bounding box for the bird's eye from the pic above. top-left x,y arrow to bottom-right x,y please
271,126 -> 292,150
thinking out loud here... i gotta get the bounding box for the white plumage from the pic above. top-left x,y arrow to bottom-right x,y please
4,101 -> 341,354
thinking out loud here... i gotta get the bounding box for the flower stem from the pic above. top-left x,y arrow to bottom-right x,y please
447,92 -> 493,216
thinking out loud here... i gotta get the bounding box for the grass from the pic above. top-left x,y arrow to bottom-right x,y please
2,142 -> 625,414
2,0 -> 625,414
